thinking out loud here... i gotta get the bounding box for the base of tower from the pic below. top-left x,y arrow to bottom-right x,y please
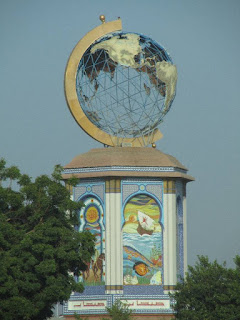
64,314 -> 175,320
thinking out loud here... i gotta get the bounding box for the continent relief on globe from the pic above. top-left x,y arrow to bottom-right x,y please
89,33 -> 177,113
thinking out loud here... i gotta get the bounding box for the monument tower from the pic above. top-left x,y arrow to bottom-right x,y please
62,16 -> 194,319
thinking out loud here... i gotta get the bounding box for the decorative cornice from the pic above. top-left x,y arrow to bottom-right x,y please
63,166 -> 187,175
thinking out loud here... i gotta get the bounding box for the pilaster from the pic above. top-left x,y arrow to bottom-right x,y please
183,183 -> 187,275
163,180 -> 177,294
105,178 -> 123,294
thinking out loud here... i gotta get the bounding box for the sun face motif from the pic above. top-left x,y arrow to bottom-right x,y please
85,206 -> 99,223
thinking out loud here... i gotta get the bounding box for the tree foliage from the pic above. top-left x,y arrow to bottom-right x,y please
103,300 -> 133,320
171,255 -> 240,320
0,159 -> 95,320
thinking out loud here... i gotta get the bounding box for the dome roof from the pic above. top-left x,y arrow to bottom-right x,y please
62,147 -> 194,181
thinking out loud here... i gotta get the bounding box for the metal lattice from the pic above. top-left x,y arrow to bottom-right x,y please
76,32 -> 176,140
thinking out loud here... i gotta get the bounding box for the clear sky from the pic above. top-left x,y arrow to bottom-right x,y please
1,0 -> 240,268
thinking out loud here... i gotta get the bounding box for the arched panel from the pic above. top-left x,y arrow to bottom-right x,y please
122,193 -> 163,286
78,196 -> 105,285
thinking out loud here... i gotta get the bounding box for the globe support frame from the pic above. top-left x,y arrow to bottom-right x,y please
64,18 -> 163,147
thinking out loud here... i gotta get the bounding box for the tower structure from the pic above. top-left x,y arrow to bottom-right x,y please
62,16 -> 194,319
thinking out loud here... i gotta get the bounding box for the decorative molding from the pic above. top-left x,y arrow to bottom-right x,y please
121,178 -> 163,182
63,166 -> 187,175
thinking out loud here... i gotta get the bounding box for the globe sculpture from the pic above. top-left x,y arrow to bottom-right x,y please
65,17 -> 177,147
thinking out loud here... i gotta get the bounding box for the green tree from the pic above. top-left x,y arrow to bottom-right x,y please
171,255 -> 240,320
103,300 -> 133,320
0,159 -> 95,320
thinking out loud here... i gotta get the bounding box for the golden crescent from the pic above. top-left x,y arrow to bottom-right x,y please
64,19 -> 163,147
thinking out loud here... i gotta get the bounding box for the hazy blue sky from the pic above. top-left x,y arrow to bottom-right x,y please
1,0 -> 240,267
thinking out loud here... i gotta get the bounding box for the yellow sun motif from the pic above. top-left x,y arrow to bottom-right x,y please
86,206 -> 99,223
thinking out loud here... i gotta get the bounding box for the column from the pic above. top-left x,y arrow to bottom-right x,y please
163,180 -> 177,294
105,178 -> 123,294
183,183 -> 188,275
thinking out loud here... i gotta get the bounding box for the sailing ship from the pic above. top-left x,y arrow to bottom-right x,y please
137,210 -> 155,235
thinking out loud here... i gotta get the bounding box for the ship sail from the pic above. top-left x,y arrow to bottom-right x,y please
138,211 -> 154,231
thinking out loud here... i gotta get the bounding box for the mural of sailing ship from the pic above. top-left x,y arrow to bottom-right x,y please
122,194 -> 163,285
